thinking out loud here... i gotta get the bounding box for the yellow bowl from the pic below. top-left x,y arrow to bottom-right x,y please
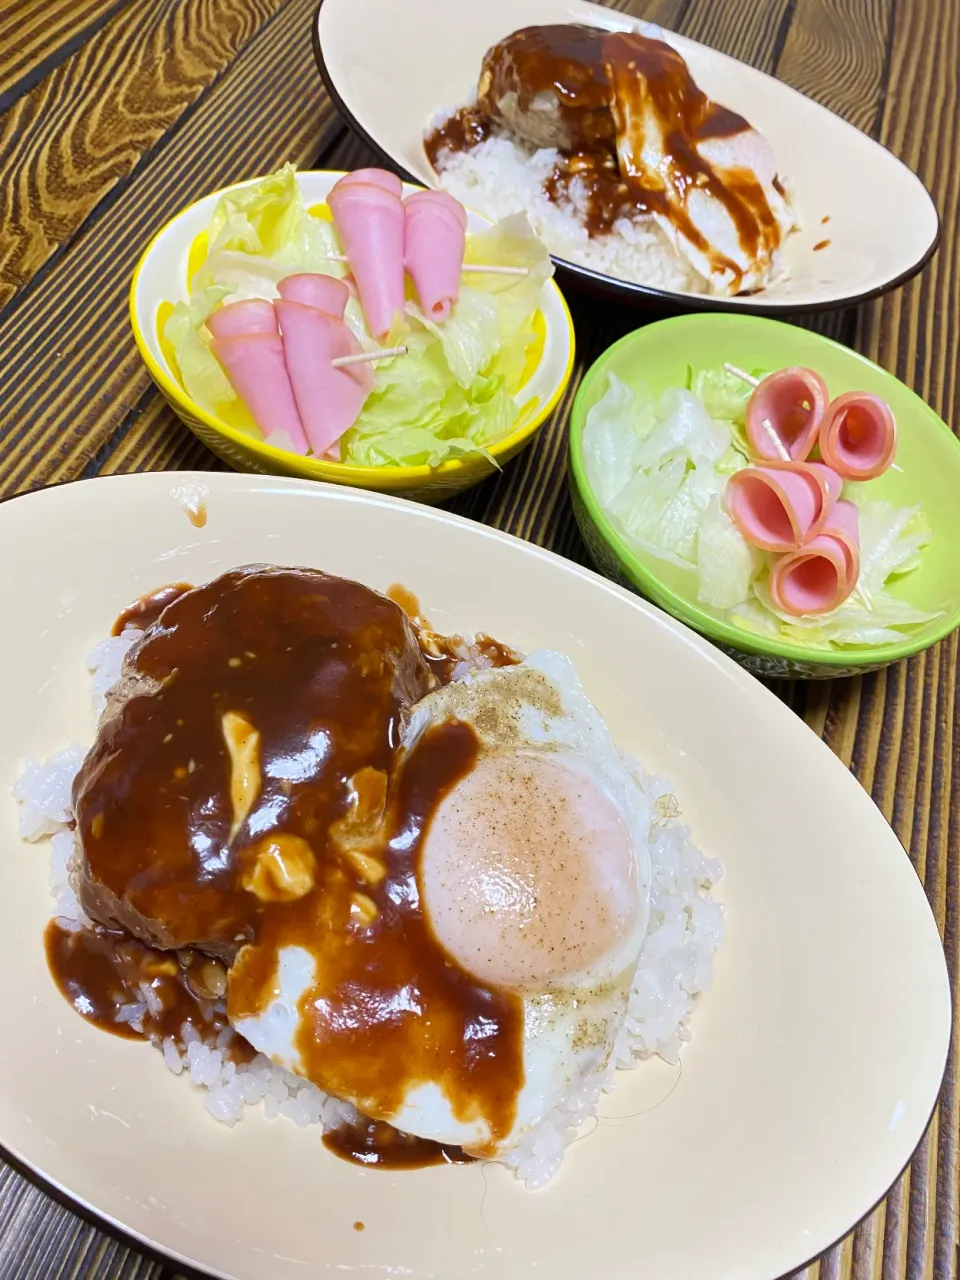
129,170 -> 575,503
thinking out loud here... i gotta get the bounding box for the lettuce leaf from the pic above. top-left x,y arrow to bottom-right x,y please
462,213 -> 553,388
582,373 -> 657,507
195,163 -> 344,300
406,286 -> 500,389
634,388 -> 731,469
208,163 -> 308,259
339,331 -> 514,468
692,367 -> 760,424
696,496 -> 762,609
163,286 -> 246,423
615,463 -> 723,564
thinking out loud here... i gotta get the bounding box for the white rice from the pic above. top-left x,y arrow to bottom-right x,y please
428,115 -> 708,295
15,628 -> 722,1188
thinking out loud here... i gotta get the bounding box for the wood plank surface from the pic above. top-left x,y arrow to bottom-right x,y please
0,0 -> 131,107
0,0 -> 956,1277
0,0 -> 288,308
0,0 -> 335,494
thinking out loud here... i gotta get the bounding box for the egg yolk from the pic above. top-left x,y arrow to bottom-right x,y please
420,751 -> 639,988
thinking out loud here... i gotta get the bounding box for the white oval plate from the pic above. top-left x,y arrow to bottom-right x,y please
0,472 -> 950,1280
313,0 -> 939,313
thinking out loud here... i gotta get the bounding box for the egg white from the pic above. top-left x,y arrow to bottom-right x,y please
231,650 -> 653,1157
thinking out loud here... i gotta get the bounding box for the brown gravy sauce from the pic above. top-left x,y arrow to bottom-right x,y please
112,583 -> 193,636
386,584 -> 522,685
424,23 -> 786,289
325,1117 -> 475,1169
813,238 -> 831,251
45,918 -> 246,1056
49,569 -> 524,1169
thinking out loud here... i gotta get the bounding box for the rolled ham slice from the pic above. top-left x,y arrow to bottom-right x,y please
725,461 -> 842,551
819,392 -> 897,479
277,273 -> 350,319
206,299 -> 278,340
768,500 -> 861,616
334,168 -> 403,197
275,299 -> 374,457
746,367 -> 830,463
327,177 -> 405,339
404,190 -> 467,322
209,332 -> 310,455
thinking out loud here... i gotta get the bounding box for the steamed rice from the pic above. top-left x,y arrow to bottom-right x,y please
14,624 -> 722,1188
429,117 -> 708,295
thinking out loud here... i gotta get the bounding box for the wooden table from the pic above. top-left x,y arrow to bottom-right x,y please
0,0 -> 957,1276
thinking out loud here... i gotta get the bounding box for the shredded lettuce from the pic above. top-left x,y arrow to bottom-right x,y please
584,375 -> 739,565
195,164 -> 345,302
461,213 -> 553,388
339,330 -> 515,468
582,373 -> 657,507
163,286 -> 249,424
633,388 -> 731,470
696,497 -> 763,609
692,367 -> 755,424
167,166 -> 549,468
581,368 -> 937,648
406,286 -> 501,389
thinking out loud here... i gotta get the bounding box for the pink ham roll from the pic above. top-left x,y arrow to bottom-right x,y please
769,500 -> 861,616
819,392 -> 897,480
327,177 -> 405,340
746,367 -> 830,463
725,461 -> 842,552
335,168 -> 403,197
206,299 -> 278,340
277,273 -> 350,319
209,331 -> 309,455
275,299 -> 374,458
404,190 -> 467,322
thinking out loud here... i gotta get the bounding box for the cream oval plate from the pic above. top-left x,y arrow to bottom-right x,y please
314,0 -> 939,312
0,473 -> 950,1280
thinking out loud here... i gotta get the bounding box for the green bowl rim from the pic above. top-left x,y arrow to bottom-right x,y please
568,313 -> 960,670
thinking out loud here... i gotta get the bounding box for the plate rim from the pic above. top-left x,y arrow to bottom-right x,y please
310,0 -> 941,315
0,470 -> 951,1280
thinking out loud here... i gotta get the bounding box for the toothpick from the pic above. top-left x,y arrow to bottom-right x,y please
331,345 -> 407,368
723,361 -> 760,388
722,362 -> 790,461
761,421 -> 791,462
317,255 -> 528,277
462,263 -> 530,276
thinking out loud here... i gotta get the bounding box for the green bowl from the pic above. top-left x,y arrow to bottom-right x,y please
569,314 -> 960,679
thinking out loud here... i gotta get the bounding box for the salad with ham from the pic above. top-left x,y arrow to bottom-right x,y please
582,365 -> 941,647
162,164 -> 553,468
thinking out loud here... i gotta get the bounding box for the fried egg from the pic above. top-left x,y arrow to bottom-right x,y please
231,650 -> 653,1157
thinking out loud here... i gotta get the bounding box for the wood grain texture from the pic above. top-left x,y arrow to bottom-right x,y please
0,0 -> 130,105
0,0 -> 287,310
0,0 -> 336,497
0,1164 -> 162,1280
0,0 -> 956,1277
774,0 -> 892,132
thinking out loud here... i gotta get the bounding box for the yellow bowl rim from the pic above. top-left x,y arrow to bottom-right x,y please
128,169 -> 577,483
